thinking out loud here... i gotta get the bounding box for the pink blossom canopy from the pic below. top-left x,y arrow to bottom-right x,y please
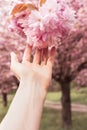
10,0 -> 76,49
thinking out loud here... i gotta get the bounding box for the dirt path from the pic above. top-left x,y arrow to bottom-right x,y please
44,101 -> 87,113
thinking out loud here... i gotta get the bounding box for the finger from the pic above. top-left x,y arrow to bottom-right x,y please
47,47 -> 55,67
22,44 -> 32,63
10,52 -> 19,67
10,52 -> 20,74
41,48 -> 48,65
33,49 -> 41,64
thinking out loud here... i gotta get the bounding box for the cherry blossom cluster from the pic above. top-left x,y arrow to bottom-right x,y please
10,0 -> 76,48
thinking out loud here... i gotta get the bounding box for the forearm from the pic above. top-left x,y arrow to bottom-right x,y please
23,79 -> 46,130
0,78 -> 47,130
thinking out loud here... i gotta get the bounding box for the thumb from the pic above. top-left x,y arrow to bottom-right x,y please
10,52 -> 19,72
10,52 -> 21,80
10,52 -> 19,70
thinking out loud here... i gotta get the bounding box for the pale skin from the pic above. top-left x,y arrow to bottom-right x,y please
0,45 -> 55,130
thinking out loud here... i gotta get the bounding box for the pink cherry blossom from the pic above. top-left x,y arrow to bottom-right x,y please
10,0 -> 76,48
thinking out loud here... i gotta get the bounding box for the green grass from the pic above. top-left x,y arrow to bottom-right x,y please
0,104 -> 87,130
46,92 -> 61,102
40,108 -> 62,130
0,87 -> 87,130
71,87 -> 87,104
0,103 -> 9,122
0,93 -> 15,122
40,108 -> 87,130
46,87 -> 87,105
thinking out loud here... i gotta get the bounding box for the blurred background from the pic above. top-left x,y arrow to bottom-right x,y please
0,0 -> 87,130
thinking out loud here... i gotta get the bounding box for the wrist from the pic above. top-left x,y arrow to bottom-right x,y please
18,76 -> 47,130
19,77 -> 47,101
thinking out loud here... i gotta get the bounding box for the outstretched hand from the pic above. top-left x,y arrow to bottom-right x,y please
0,45 -> 55,130
10,45 -> 55,90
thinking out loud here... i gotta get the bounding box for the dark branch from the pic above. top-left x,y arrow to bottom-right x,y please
71,62 -> 87,81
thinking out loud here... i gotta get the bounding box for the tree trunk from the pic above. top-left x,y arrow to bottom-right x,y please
2,92 -> 8,107
60,81 -> 72,130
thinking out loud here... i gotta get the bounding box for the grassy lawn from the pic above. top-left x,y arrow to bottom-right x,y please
46,87 -> 87,105
0,93 -> 15,122
46,92 -> 61,102
0,100 -> 87,130
0,87 -> 87,130
40,108 -> 87,130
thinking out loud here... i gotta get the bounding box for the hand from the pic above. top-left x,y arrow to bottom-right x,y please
10,45 -> 55,90
0,45 -> 55,130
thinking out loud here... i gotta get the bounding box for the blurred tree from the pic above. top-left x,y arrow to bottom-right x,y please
0,0 -> 25,106
0,0 -> 87,130
0,38 -> 24,106
53,0 -> 87,129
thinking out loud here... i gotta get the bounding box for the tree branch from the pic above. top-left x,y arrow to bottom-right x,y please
71,61 -> 87,81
